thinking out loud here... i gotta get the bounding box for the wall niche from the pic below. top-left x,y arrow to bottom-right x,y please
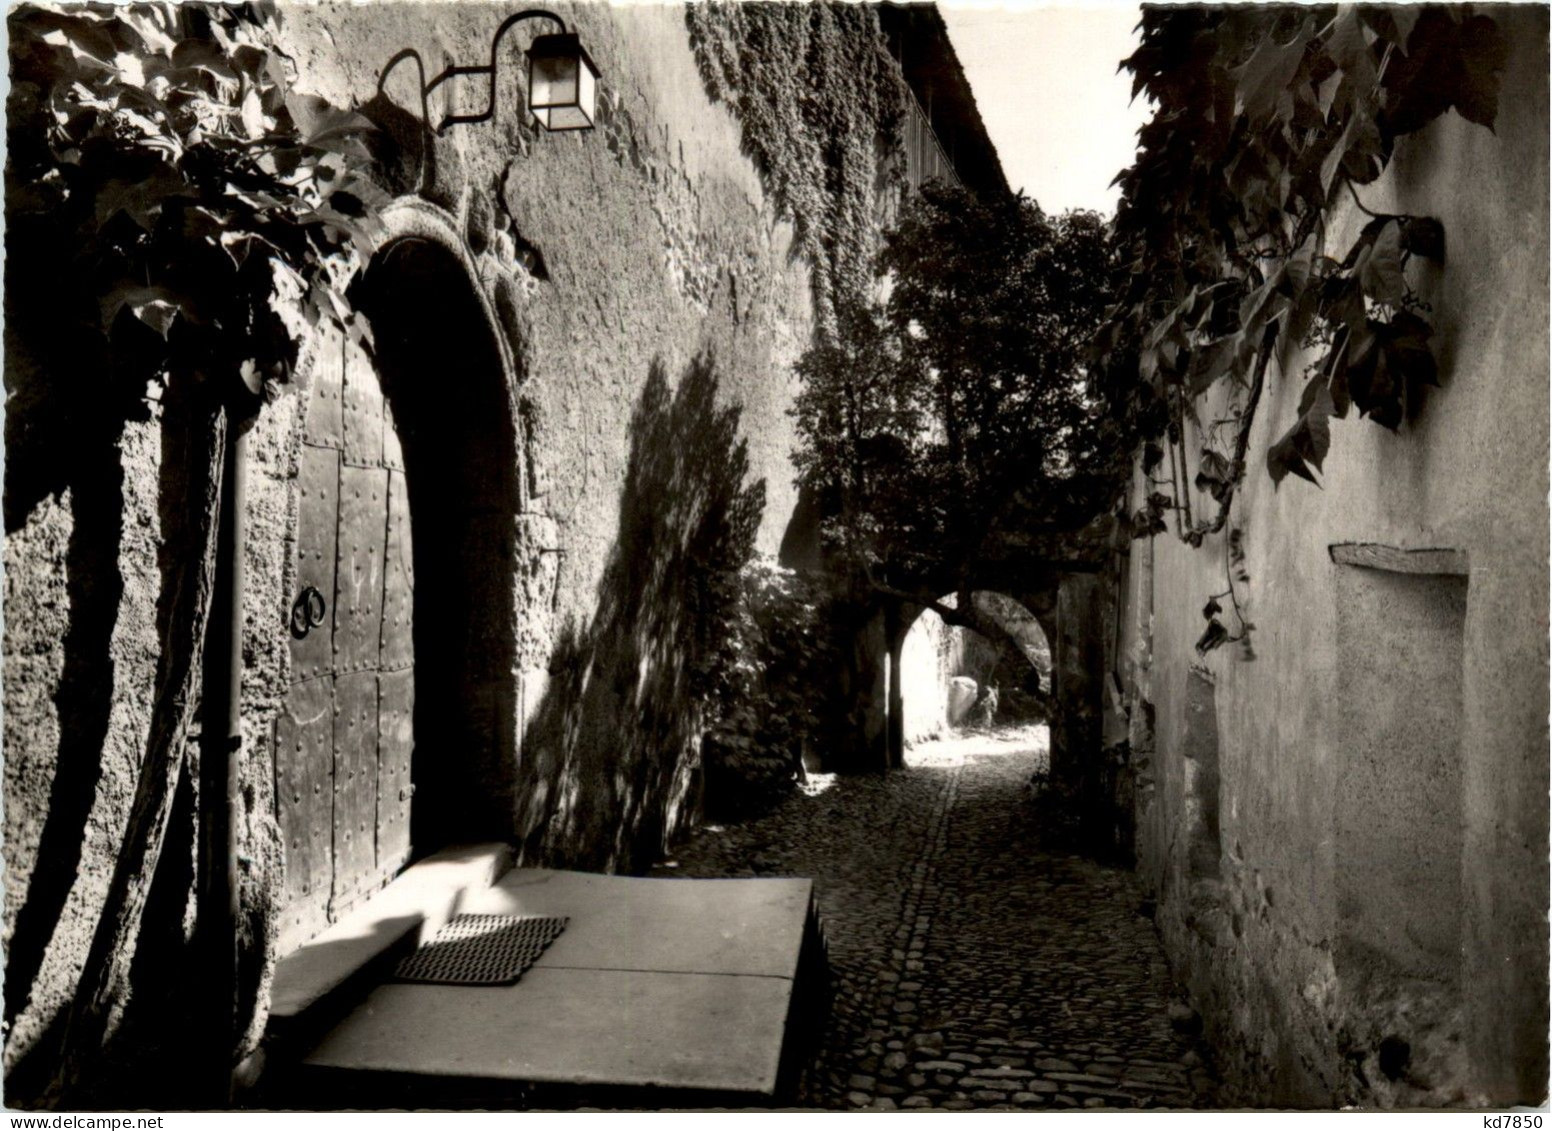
1330,542 -> 1469,1085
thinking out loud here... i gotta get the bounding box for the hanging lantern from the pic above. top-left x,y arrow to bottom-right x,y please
526,32 -> 599,132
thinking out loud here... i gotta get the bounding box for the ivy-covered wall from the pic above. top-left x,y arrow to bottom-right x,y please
1116,9 -> 1548,1108
685,1 -> 908,329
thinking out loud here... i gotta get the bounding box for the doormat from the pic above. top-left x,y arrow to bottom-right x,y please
395,913 -> 569,986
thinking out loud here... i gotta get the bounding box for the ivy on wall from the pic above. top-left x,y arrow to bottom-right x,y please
1098,6 -> 1506,652
8,2 -> 380,416
679,1 -> 912,803
686,0 -> 908,327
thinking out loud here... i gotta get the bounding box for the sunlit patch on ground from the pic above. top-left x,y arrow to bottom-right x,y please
798,771 -> 839,797
905,722 -> 1049,770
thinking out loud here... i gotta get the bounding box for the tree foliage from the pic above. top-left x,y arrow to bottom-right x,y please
793,181 -> 1120,614
1105,5 -> 1505,497
8,2 -> 382,415
698,561 -> 843,819
1099,5 -> 1506,650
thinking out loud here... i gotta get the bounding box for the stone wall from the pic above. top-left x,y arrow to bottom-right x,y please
1,0 -> 877,1104
1115,10 -> 1548,1107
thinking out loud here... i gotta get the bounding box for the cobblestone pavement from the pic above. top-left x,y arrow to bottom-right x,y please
651,726 -> 1220,1110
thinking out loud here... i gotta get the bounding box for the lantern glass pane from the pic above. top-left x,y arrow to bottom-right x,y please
530,52 -> 578,110
576,56 -> 596,120
542,104 -> 592,130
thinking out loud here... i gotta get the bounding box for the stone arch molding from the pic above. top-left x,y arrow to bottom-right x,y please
281,195 -> 527,435
267,190 -> 555,880
374,195 -> 525,433
279,193 -> 533,657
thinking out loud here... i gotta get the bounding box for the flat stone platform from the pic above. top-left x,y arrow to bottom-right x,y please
296,868 -> 820,1106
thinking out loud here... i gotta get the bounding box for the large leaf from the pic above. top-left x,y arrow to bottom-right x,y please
1354,218 -> 1405,304
1382,309 -> 1439,421
1324,6 -> 1376,94
94,167 -> 188,229
169,38 -> 241,86
1195,616 -> 1230,654
1232,17 -> 1313,123
1194,447 -> 1234,501
39,25 -> 117,72
285,90 -> 377,154
100,284 -> 183,338
1266,378 -> 1335,485
1186,334 -> 1240,395
1342,315 -> 1437,430
1452,14 -> 1510,128
1400,215 -> 1446,262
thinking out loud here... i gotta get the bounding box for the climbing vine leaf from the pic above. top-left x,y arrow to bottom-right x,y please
1098,4 -> 1506,649
1103,5 -> 1504,503
9,2 -> 383,414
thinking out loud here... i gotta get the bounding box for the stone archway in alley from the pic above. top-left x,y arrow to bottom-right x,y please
871,558 -> 1115,797
896,590 -> 1053,764
273,202 -> 523,953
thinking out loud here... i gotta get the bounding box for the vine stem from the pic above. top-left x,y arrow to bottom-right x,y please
1346,180 -> 1382,219
1199,327 -> 1274,537
1166,411 -> 1186,537
1183,201 -> 1325,543
1174,391 -> 1194,531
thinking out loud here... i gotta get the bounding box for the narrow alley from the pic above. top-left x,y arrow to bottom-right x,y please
6,2 -> 1543,1113
653,727 -> 1220,1111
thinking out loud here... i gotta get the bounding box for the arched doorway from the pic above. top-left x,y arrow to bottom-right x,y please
273,205 -> 521,952
896,591 -> 1051,768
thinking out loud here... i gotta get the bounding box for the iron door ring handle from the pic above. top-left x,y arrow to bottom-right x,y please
290,586 -> 327,638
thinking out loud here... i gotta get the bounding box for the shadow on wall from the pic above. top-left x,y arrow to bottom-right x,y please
2,377 -> 220,1108
1,66 -> 207,1098
3,173 -> 129,1077
515,351 -> 766,874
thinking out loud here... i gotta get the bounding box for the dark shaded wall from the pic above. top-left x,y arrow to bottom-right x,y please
513,353 -> 765,872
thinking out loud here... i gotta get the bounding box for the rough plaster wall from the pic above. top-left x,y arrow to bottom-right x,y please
234,386 -> 303,1057
899,607 -> 957,743
3,494 -> 72,940
2,418 -> 165,1082
3,492 -> 75,1071
1120,11 -> 1549,1107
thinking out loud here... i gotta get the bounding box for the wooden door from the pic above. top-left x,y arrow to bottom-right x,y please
275,336 -> 414,952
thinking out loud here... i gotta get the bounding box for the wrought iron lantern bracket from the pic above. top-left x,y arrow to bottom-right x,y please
378,8 -> 598,137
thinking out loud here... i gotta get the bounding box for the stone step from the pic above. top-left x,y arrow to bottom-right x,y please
279,869 -> 828,1109
263,842 -> 514,1056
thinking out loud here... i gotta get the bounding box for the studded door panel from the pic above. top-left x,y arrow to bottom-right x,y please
334,465 -> 389,677
377,668 -> 414,874
332,669 -> 380,914
275,677 -> 334,949
276,335 -> 416,952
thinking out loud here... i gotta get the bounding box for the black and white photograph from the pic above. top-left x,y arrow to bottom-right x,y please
1,0 -> 1547,1116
